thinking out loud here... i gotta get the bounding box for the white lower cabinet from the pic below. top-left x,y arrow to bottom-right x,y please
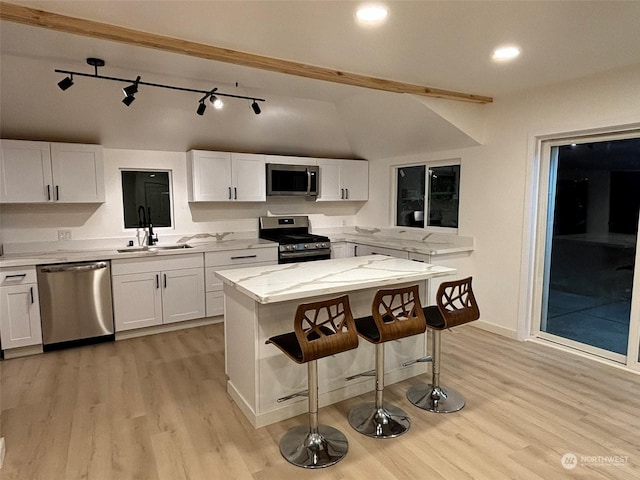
0,267 -> 42,349
112,254 -> 205,332
205,247 -> 277,317
354,243 -> 409,259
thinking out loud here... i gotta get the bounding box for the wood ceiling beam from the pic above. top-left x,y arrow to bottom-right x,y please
0,2 -> 493,104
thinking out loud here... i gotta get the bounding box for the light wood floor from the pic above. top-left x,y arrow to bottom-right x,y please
1,323 -> 639,479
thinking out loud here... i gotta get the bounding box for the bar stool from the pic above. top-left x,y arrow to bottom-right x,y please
348,285 -> 426,438
266,295 -> 359,469
407,277 -> 480,413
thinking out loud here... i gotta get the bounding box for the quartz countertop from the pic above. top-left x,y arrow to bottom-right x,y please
215,254 -> 455,304
0,238 -> 277,268
320,227 -> 474,256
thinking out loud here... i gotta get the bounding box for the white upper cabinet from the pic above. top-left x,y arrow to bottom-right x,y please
49,143 -> 105,203
187,150 -> 266,202
231,153 -> 266,201
316,159 -> 368,201
0,139 -> 104,203
187,150 -> 232,201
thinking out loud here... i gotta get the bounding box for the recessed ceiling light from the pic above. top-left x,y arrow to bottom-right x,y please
356,4 -> 388,25
492,45 -> 521,62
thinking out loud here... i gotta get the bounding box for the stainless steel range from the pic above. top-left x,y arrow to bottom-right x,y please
259,216 -> 331,263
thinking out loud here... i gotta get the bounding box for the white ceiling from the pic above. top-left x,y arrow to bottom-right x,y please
2,1 -> 640,160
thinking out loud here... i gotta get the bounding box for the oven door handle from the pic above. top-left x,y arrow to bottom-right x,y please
306,169 -> 312,195
280,249 -> 331,259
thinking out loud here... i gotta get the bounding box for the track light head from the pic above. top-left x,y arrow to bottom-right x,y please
123,75 -> 141,97
122,95 -> 135,107
209,94 -> 224,109
196,101 -> 206,116
57,75 -> 74,91
122,84 -> 137,97
251,100 -> 261,115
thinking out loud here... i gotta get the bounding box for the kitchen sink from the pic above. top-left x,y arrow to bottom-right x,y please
116,244 -> 193,253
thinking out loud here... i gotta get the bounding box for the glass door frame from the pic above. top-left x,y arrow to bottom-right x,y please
530,129 -> 640,370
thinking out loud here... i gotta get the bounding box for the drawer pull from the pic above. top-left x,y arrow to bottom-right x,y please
230,255 -> 257,260
5,274 -> 27,280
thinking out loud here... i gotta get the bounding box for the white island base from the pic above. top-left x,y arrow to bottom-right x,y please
217,255 -> 455,428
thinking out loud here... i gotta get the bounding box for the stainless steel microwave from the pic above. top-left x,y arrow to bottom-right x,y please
266,163 -> 319,197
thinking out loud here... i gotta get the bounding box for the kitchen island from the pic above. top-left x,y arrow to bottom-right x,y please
215,255 -> 455,427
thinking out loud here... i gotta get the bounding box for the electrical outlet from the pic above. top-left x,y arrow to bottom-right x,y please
57,230 -> 72,241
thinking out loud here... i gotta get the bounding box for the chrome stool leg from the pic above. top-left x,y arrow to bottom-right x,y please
407,330 -> 465,413
279,360 -> 348,468
348,343 -> 411,438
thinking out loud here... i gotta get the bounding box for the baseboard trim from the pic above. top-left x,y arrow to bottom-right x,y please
115,316 -> 222,341
470,320 -> 518,339
2,344 -> 43,359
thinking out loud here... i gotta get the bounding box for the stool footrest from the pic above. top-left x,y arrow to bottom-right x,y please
402,355 -> 433,367
277,390 -> 309,403
344,369 -> 376,381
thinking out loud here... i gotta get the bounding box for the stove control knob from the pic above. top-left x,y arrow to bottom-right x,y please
304,244 -> 309,249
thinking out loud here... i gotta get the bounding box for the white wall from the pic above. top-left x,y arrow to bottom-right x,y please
0,148 -> 363,246
358,64 -> 640,337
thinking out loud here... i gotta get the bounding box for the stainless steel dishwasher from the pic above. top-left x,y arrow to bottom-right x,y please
37,261 -> 114,349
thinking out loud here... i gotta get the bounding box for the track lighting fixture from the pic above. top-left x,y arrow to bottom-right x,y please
55,58 -> 266,116
57,75 -> 74,91
121,76 -> 140,107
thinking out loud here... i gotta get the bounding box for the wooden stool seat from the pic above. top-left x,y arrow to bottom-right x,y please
348,285 -> 426,439
266,295 -> 358,469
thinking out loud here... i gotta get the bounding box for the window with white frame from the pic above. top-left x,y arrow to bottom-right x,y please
395,161 -> 460,229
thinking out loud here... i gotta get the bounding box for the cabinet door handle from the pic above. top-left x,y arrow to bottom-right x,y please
5,274 -> 27,280
163,273 -> 167,288
46,185 -> 51,201
412,259 -> 426,263
230,254 -> 257,260
345,188 -> 349,200
55,185 -> 60,201
234,187 -> 237,200
340,188 -> 344,199
30,286 -> 34,304
228,187 -> 232,200
156,274 -> 159,289
354,245 -> 358,256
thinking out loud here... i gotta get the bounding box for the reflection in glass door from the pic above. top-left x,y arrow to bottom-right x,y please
540,136 -> 640,361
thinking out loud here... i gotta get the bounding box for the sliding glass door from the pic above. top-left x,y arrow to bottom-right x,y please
537,133 -> 640,364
